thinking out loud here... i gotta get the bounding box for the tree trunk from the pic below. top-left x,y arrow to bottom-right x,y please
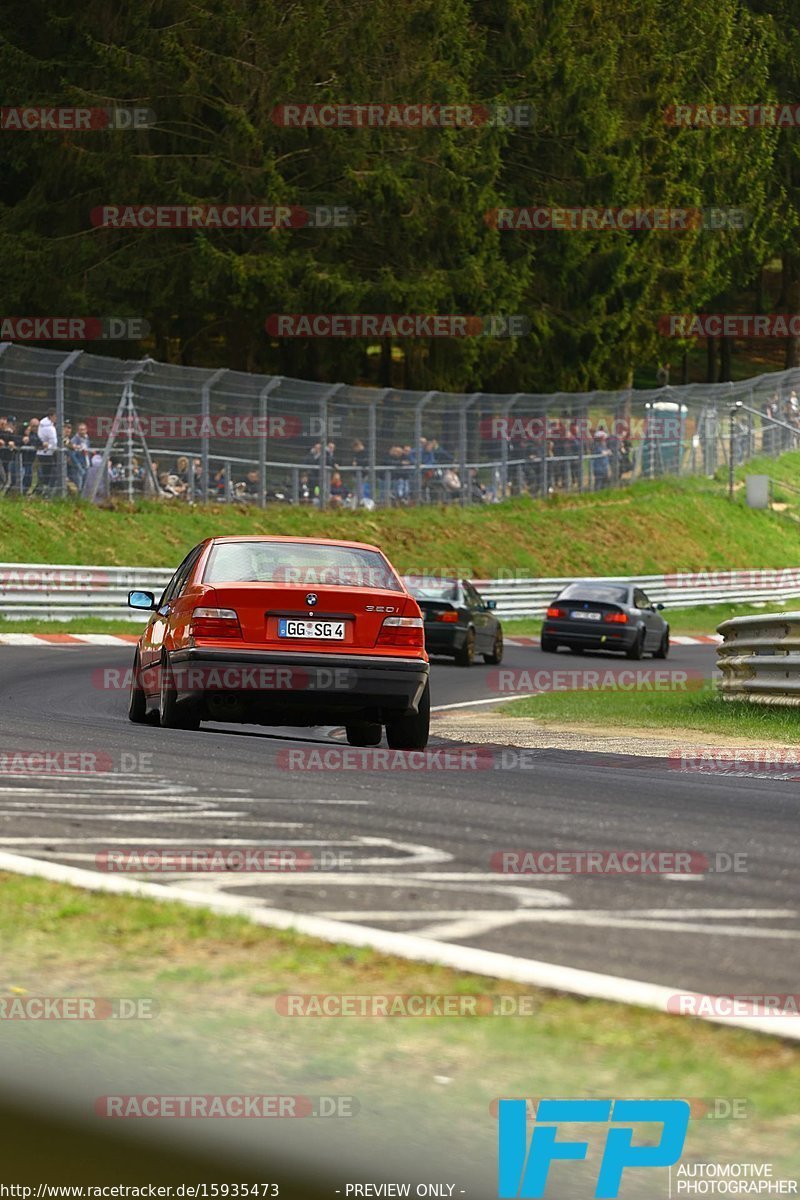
719,337 -> 732,382
783,250 -> 800,368
706,336 -> 717,383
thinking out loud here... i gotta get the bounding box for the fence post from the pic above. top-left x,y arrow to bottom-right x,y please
459,393 -> 481,506
55,350 -> 82,497
500,393 -> 523,498
258,376 -> 283,509
316,382 -> 345,509
414,391 -> 437,504
201,368 -> 227,502
369,393 -> 384,508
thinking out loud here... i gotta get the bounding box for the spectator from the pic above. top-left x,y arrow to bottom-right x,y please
36,408 -> 58,494
305,442 -> 322,466
325,440 -> 338,469
68,421 -> 91,493
351,438 -> 368,468
20,418 -> 40,492
591,430 -> 611,490
469,467 -> 488,502
297,470 -> 312,503
441,466 -> 461,499
329,470 -> 349,507
242,468 -> 260,500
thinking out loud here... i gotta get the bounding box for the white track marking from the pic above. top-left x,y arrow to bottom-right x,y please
432,695 -> 520,712
413,908 -> 799,942
1,849 -> 795,1041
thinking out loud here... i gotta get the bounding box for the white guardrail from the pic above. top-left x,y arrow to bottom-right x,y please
717,612 -> 800,706
2,562 -> 800,621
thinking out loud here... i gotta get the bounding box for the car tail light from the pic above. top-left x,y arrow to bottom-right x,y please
376,615 -> 425,649
604,611 -> 629,624
546,606 -> 566,619
435,611 -> 459,623
190,607 -> 242,639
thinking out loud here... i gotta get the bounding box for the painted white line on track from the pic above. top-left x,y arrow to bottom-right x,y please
432,695 -> 524,712
0,849 -> 796,1042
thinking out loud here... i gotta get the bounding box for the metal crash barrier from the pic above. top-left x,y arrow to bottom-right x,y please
717,611 -> 800,705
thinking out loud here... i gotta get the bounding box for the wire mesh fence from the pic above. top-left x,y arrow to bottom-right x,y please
1,341 -> 799,508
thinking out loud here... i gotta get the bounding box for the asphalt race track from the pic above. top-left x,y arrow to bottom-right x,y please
1,640 -> 797,1000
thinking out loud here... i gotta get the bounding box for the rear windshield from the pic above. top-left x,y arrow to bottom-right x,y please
403,578 -> 459,601
204,541 -> 403,591
557,583 -> 629,604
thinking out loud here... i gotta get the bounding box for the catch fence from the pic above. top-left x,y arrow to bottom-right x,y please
1,343 -> 799,508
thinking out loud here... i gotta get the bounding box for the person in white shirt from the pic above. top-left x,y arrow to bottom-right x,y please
36,407 -> 58,493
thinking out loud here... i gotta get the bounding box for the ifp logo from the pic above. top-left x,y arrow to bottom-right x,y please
498,1098 -> 689,1198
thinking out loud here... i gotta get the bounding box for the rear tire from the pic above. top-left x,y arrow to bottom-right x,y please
345,720 -> 382,747
386,680 -> 430,750
654,629 -> 670,659
626,630 -> 645,660
159,653 -> 200,730
484,629 -> 504,665
540,636 -> 557,652
127,650 -> 149,724
455,628 -> 475,667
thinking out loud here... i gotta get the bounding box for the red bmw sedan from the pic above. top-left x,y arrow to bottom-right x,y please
127,536 -> 430,749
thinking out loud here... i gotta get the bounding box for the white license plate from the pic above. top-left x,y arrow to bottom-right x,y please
278,618 -> 345,640
570,610 -> 602,621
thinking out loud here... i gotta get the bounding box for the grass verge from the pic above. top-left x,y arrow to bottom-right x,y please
501,682 -> 800,740
2,871 -> 799,1171
3,464 -> 800,576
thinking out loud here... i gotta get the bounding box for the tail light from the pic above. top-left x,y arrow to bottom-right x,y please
435,611 -> 459,623
190,607 -> 242,639
546,606 -> 566,619
376,615 -> 425,649
604,611 -> 628,624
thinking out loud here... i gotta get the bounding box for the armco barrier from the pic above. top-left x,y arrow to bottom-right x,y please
717,611 -> 800,705
2,562 -> 800,621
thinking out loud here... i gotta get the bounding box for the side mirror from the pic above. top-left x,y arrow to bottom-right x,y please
128,590 -> 156,610
485,599 -> 498,610
656,602 -> 665,611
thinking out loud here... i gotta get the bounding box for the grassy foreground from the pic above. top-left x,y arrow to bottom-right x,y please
2,871 -> 799,1173
4,464 -> 800,576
